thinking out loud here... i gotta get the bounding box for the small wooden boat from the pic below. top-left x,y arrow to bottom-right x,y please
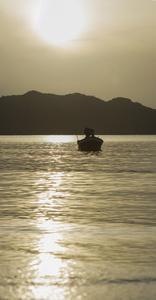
77,128 -> 103,151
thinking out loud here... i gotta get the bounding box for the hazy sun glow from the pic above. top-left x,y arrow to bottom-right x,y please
36,0 -> 87,45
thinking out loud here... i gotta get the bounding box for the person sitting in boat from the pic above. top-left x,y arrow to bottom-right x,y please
84,127 -> 94,138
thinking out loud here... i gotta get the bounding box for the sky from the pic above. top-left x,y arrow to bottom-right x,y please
0,0 -> 156,108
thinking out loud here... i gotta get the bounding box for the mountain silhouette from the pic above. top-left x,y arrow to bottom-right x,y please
0,91 -> 156,134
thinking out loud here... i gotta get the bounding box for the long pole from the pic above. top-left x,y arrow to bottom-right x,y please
75,129 -> 78,141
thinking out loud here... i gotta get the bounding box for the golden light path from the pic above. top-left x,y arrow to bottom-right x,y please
29,171 -> 71,299
36,0 -> 88,45
30,221 -> 68,299
26,135 -> 80,298
43,135 -> 76,143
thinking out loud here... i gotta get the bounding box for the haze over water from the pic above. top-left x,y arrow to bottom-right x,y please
0,135 -> 156,300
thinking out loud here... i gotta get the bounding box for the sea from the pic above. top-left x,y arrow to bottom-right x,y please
0,135 -> 156,300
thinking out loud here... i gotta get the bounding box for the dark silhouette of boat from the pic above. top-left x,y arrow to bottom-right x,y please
77,128 -> 103,151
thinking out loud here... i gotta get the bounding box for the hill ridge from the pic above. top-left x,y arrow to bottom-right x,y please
0,91 -> 155,134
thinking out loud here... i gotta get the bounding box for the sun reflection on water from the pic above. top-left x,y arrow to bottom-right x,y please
43,135 -> 76,143
37,230 -> 65,277
28,168 -> 72,298
36,172 -> 66,205
29,217 -> 69,299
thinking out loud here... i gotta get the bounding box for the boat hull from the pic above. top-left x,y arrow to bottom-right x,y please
77,137 -> 103,151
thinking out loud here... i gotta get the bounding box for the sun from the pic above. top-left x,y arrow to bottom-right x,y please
36,0 -> 87,45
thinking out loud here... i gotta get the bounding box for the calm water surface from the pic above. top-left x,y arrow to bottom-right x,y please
0,135 -> 156,300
